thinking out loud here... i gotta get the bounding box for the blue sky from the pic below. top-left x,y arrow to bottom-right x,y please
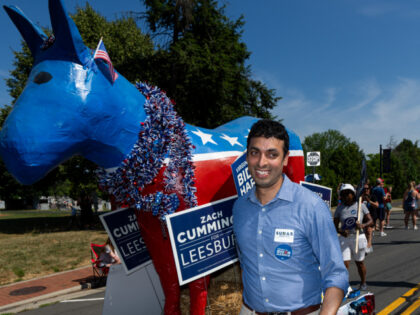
1,0 -> 420,154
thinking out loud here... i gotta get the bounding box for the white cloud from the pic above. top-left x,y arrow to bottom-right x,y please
318,87 -> 337,112
270,76 -> 420,154
358,2 -> 420,19
349,78 -> 381,111
359,3 -> 399,17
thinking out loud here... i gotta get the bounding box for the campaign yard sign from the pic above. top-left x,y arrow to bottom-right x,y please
100,208 -> 151,275
300,181 -> 332,209
166,196 -> 238,285
231,151 -> 254,197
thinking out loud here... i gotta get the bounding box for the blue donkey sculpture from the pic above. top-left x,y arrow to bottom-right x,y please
0,0 -> 305,314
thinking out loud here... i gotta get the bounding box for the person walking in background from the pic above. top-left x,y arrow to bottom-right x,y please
334,184 -> 373,291
362,184 -> 378,253
384,186 -> 393,228
371,178 -> 387,236
403,181 -> 419,230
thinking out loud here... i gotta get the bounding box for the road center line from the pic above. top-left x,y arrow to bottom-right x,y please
377,285 -> 420,315
401,298 -> 420,315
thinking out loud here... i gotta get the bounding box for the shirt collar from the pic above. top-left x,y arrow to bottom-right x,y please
248,174 -> 294,205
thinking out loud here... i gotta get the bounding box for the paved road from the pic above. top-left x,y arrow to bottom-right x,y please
20,290 -> 105,315
350,209 -> 420,314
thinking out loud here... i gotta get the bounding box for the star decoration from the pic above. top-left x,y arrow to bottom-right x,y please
191,129 -> 218,145
220,134 -> 243,147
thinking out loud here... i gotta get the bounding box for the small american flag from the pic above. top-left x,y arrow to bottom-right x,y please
94,38 -> 118,83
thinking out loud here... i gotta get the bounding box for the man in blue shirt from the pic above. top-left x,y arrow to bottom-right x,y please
233,120 -> 348,315
371,178 -> 387,236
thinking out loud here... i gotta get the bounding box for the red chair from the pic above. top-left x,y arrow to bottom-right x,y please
90,243 -> 109,279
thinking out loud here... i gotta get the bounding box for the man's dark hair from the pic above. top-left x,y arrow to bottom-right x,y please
247,119 -> 289,155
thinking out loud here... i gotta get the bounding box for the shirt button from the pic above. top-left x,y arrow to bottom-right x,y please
259,253 -> 263,257
262,208 -> 266,212
265,298 -> 269,302
258,230 -> 262,234
262,276 -> 266,281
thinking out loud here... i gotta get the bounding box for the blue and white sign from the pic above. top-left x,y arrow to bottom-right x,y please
231,151 -> 255,197
100,208 -> 151,275
166,196 -> 238,285
300,181 -> 332,209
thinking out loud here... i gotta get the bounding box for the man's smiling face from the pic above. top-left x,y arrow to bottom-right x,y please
246,136 -> 289,191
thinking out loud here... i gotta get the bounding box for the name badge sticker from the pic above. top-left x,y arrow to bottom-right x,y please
274,228 -> 294,243
275,244 -> 292,260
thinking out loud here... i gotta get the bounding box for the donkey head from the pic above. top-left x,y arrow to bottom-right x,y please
0,0 -> 146,184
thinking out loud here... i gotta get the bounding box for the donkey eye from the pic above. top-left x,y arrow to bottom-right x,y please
33,72 -> 52,84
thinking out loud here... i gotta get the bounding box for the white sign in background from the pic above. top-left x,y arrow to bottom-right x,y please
306,151 -> 321,167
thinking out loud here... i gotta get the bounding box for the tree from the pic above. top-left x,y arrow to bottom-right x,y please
141,0 -> 279,128
366,139 -> 420,198
303,130 -> 365,205
391,139 -> 420,197
71,4 -> 154,82
0,5 -> 154,208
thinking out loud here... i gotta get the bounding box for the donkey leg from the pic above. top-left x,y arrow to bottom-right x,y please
189,275 -> 210,315
138,212 -> 181,315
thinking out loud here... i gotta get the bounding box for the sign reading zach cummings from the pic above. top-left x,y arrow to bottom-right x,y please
231,151 -> 255,197
100,207 -> 151,275
166,196 -> 238,285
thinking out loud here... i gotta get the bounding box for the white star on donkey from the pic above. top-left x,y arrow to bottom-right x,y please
220,134 -> 243,147
191,129 -> 218,145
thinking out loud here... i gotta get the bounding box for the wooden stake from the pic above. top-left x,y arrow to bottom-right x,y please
355,196 -> 362,254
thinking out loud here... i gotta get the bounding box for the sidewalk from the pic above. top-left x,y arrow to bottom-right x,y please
0,265 -> 103,314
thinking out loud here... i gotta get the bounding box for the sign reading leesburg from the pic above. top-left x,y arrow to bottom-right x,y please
166,196 -> 238,285
100,207 -> 151,274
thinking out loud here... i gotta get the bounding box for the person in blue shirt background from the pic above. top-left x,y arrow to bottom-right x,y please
371,178 -> 387,236
233,119 -> 348,315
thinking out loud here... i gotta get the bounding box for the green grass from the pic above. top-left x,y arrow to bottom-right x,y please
0,209 -> 108,234
0,209 -> 109,285
0,210 -> 70,220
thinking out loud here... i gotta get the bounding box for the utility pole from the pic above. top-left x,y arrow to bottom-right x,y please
379,144 -> 383,179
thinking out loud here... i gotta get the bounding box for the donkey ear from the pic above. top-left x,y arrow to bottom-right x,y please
48,0 -> 91,66
3,5 -> 48,57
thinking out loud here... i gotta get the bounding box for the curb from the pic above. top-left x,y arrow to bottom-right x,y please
0,285 -> 82,314
0,266 -> 106,314
0,283 -> 106,314
0,265 -> 91,290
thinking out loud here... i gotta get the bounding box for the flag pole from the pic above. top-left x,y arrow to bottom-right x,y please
355,159 -> 367,254
93,37 -> 103,58
355,196 -> 362,253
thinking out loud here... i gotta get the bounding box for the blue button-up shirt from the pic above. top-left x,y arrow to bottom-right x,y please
233,175 -> 348,312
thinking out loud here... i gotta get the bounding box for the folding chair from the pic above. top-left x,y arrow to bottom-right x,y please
90,243 -> 109,280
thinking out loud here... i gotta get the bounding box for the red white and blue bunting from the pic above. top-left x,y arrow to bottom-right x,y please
97,82 -> 197,221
